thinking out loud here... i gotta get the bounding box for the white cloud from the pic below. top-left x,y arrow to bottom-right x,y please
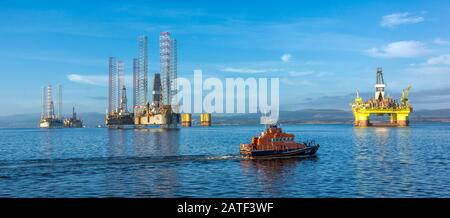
364,41 -> 427,58
288,71 -> 314,77
221,67 -> 281,74
281,53 -> 292,62
405,66 -> 450,75
68,74 -> 107,86
304,60 -> 323,65
281,78 -> 315,86
316,71 -> 333,77
381,12 -> 424,28
280,78 -> 296,86
67,74 -> 133,86
432,38 -> 450,45
425,54 -> 450,65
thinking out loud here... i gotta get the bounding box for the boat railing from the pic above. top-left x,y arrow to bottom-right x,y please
304,140 -> 316,147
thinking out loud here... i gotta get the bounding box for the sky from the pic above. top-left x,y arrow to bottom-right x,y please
1,0 -> 450,115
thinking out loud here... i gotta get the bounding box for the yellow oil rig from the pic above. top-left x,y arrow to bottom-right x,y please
351,68 -> 412,127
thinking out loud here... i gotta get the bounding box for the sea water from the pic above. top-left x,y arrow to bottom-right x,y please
0,124 -> 449,197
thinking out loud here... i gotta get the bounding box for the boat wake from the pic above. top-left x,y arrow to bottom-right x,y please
0,154 -> 242,169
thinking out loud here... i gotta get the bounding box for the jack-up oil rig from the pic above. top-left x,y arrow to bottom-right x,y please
351,68 -> 412,127
105,57 -> 134,127
105,33 -> 180,128
39,84 -> 63,128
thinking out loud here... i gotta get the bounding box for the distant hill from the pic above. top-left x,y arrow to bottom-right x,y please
0,112 -> 105,128
0,113 -> 42,128
1,109 -> 450,128
212,109 -> 354,125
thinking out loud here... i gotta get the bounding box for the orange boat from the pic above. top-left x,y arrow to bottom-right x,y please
240,124 -> 319,159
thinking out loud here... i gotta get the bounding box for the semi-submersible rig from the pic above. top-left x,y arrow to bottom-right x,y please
351,68 -> 412,127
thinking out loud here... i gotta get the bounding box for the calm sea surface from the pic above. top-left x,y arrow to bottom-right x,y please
0,124 -> 449,197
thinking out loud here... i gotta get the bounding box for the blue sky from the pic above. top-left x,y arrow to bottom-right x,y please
1,0 -> 450,115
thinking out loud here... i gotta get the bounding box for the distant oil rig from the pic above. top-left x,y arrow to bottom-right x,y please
64,107 -> 83,128
40,85 -> 63,128
351,68 -> 412,127
40,84 -> 83,128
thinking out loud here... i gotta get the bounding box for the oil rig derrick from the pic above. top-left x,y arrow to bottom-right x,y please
351,68 -> 413,127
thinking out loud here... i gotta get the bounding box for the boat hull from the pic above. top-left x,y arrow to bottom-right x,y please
39,119 -> 64,128
241,145 -> 319,159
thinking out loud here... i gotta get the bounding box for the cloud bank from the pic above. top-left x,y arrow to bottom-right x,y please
364,41 -> 427,58
426,54 -> 450,65
381,12 -> 424,28
67,74 -> 107,86
68,74 -> 133,87
221,67 -> 281,74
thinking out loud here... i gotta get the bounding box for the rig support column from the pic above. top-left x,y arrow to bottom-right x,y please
397,113 -> 409,127
353,111 -> 359,126
200,113 -> 211,126
181,113 -> 192,127
390,113 -> 397,125
356,113 -> 370,127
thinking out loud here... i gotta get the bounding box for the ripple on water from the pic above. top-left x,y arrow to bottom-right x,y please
0,124 -> 449,197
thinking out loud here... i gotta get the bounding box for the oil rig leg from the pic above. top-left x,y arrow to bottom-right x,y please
357,113 -> 370,127
390,113 -> 397,125
200,113 -> 212,127
353,112 -> 359,126
181,113 -> 192,127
